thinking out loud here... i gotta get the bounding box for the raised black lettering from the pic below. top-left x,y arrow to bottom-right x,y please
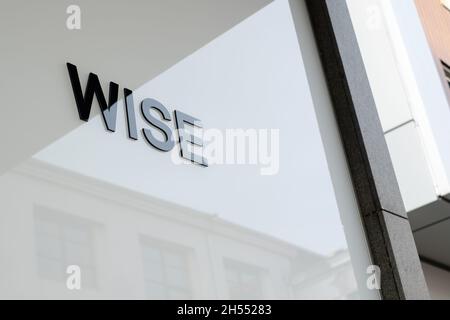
66,62 -> 119,132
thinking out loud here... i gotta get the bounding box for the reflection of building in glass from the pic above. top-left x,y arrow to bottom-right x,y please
34,207 -> 97,288
0,159 -> 359,299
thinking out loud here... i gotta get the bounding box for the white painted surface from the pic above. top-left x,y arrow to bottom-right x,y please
348,1 -> 450,296
346,0 -> 413,132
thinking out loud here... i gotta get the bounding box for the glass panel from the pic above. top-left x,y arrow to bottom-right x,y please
0,0 -> 377,299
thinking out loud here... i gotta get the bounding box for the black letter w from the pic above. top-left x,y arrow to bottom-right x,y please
67,62 -> 119,132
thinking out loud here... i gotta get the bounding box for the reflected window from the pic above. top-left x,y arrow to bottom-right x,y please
141,238 -> 192,299
34,206 -> 97,288
224,259 -> 264,299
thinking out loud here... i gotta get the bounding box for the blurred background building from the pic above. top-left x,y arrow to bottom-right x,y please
0,159 -> 358,299
347,0 -> 450,299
